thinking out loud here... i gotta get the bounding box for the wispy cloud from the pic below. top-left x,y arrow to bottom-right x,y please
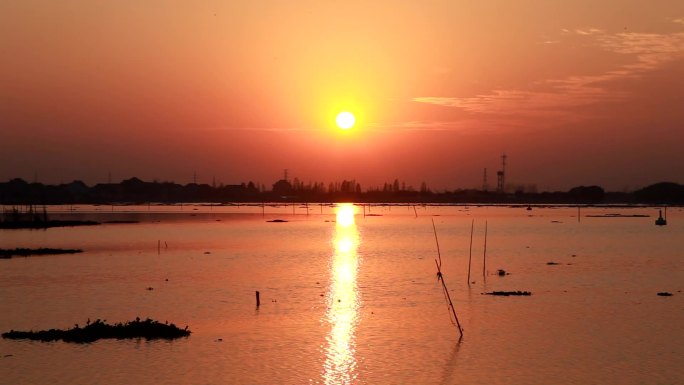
574,28 -> 604,35
368,119 -> 488,133
413,27 -> 684,127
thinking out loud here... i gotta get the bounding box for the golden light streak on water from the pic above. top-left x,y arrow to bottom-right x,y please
322,203 -> 360,385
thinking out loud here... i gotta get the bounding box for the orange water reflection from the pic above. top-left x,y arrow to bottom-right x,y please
323,203 -> 360,385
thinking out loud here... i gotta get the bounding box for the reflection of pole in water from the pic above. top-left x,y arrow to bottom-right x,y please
439,339 -> 462,385
323,204 -> 360,385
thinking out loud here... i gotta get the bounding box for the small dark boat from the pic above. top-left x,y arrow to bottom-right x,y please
655,209 -> 667,226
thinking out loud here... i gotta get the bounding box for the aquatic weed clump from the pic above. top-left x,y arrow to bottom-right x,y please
2,317 -> 191,343
0,248 -> 83,259
484,291 -> 532,296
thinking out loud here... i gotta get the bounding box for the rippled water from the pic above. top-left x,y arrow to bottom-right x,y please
1,204 -> 682,385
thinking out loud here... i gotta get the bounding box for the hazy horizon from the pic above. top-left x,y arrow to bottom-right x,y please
2,1 -> 684,191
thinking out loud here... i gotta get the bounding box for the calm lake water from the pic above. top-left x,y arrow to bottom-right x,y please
1,204 -> 682,385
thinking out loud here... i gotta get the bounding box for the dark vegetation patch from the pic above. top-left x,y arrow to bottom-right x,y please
2,318 -> 190,343
0,220 -> 100,229
484,291 -> 532,296
0,248 -> 83,259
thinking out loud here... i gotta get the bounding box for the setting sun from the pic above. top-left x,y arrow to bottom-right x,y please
336,112 -> 356,130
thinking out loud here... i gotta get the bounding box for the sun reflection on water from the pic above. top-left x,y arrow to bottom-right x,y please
323,203 -> 360,385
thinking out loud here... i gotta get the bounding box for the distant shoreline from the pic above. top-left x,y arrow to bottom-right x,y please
1,178 -> 682,205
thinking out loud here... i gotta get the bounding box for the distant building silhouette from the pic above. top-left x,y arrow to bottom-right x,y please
272,179 -> 293,196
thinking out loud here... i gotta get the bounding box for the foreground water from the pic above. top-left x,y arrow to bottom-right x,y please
1,204 -> 682,385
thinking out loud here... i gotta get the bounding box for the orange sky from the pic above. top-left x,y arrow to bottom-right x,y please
2,1 -> 684,191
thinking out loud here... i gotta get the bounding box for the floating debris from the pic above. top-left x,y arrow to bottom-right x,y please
266,219 -> 288,223
2,318 -> 190,343
485,291 -> 531,296
497,269 -> 508,276
547,262 -> 561,265
0,248 -> 83,259
657,292 -> 673,296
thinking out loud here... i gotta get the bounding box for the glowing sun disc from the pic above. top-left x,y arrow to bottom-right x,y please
336,112 -> 356,130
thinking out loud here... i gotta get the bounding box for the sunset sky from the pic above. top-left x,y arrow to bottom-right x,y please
2,1 -> 683,191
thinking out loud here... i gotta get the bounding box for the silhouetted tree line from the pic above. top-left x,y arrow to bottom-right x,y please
0,177 -> 682,204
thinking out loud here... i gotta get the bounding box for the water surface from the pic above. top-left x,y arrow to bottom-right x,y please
1,204 -> 682,384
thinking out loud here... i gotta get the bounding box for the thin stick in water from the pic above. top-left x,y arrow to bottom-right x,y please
435,258 -> 464,337
431,222 -> 464,337
577,206 -> 580,223
467,219 -> 474,285
482,220 -> 488,280
431,218 -> 442,268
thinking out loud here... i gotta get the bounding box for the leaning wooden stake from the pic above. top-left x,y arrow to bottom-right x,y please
432,222 -> 464,337
467,219 -> 474,285
431,218 -> 442,267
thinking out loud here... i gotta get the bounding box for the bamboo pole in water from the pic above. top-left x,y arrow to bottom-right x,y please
467,219 -> 474,284
431,218 -> 442,267
431,221 -> 463,337
483,220 -> 488,280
